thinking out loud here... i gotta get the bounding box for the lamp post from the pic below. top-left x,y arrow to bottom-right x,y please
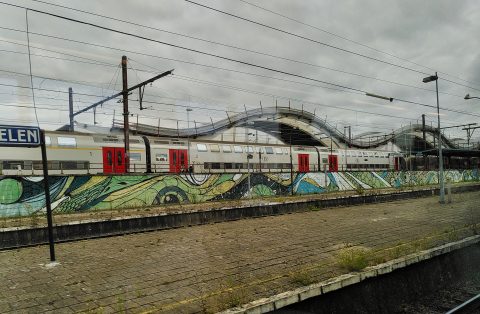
464,94 -> 480,100
423,72 -> 445,204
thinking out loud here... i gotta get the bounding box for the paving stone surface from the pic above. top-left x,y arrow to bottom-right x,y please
0,190 -> 479,313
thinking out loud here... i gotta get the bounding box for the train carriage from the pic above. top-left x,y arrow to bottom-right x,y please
0,130 -> 404,175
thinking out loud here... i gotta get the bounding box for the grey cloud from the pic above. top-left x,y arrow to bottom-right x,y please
0,0 -> 478,139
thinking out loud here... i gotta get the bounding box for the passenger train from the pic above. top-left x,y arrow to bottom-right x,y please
0,131 -> 405,175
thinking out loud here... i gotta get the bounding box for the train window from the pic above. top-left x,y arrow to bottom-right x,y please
60,161 -> 76,169
59,161 -> 88,170
362,152 -> 368,157
255,146 -> 264,153
234,146 -> 243,153
210,144 -> 220,152
2,161 -> 23,170
196,144 -> 208,152
246,146 -> 254,153
107,152 -> 113,165
76,162 -> 88,169
224,163 -> 232,169
265,147 -> 274,154
275,147 -> 283,154
282,148 -> 289,154
156,154 -> 167,162
45,136 -> 51,146
117,151 -> 123,165
57,137 -> 77,147
234,163 -> 243,169
211,163 -> 221,169
222,145 -> 232,153
154,140 -> 169,144
368,152 -> 374,157
130,153 -> 142,161
322,158 -> 328,163
346,151 -> 351,157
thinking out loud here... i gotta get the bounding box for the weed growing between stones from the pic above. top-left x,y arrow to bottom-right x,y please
289,270 -> 316,286
336,246 -> 370,271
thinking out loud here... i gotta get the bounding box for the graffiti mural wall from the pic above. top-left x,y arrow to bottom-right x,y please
0,170 -> 478,218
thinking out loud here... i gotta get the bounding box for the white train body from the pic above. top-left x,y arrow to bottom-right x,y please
0,131 -> 403,175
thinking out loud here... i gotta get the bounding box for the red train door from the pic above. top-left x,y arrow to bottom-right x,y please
114,148 -> 126,173
169,149 -> 188,173
102,147 -> 114,173
178,149 -> 188,172
328,155 -> 338,172
298,154 -> 309,172
102,147 -> 126,173
394,157 -> 399,171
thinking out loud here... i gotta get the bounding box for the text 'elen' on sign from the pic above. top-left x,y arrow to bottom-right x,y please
0,125 -> 41,147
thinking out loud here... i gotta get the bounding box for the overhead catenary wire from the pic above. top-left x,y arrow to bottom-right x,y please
236,0 -> 480,88
3,25 -> 475,102
2,46 -> 480,129
0,38 -> 470,100
0,2 -> 477,135
2,63 -> 480,129
22,0 -> 480,92
4,1 -> 467,98
185,0 -> 480,95
185,0 -> 432,76
0,10 -> 367,96
2,23 -> 478,120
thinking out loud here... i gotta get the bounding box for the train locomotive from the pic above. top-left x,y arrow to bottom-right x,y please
0,131 -> 405,175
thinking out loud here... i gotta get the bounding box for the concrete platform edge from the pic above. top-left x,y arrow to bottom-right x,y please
219,235 -> 480,314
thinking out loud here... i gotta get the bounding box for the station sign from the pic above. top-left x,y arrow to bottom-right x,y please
0,125 -> 41,147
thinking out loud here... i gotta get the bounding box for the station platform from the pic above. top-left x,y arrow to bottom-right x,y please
0,189 -> 479,313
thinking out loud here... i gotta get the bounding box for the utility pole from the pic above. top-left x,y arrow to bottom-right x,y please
421,114 -> 426,149
461,124 -> 480,148
348,126 -> 351,146
121,56 -> 130,173
68,87 -> 74,132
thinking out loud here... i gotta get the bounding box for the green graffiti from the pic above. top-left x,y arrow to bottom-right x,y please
0,170 -> 478,218
0,178 -> 23,204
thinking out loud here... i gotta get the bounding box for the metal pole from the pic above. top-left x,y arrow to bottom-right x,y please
348,126 -> 351,147
68,87 -> 74,132
187,108 -> 192,166
436,73 -> 445,203
121,56 -> 130,173
40,130 -> 55,262
289,134 -> 294,196
422,114 -> 426,144
247,156 -> 251,198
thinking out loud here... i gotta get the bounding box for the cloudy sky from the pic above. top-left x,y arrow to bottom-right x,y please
0,0 -> 479,141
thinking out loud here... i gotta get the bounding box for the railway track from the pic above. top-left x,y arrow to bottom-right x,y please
446,293 -> 480,314
398,277 -> 480,314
